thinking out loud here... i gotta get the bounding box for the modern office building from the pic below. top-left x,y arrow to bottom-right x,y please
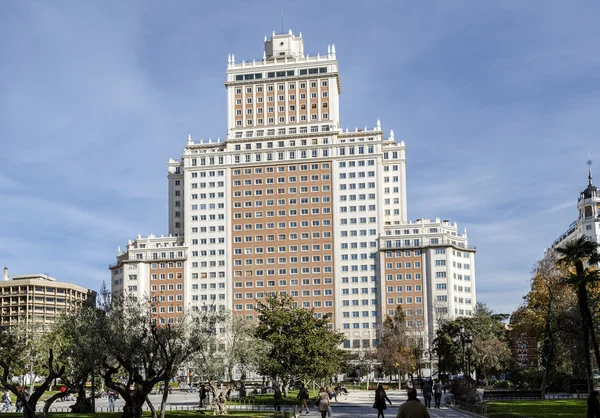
0,268 -> 95,327
110,30 -> 477,348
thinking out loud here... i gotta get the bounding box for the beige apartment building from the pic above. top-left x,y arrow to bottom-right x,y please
0,268 -> 95,327
110,235 -> 187,325
111,30 -> 477,349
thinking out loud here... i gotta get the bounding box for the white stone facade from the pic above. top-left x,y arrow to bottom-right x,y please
110,31 -> 476,349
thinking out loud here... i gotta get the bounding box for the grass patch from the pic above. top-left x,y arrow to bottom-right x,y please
2,411 -> 273,418
487,399 -> 587,418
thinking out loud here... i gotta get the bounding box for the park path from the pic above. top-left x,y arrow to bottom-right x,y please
326,389 -> 472,418
70,388 -> 473,417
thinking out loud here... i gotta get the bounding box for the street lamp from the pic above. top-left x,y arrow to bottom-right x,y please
465,335 -> 473,381
452,326 -> 472,380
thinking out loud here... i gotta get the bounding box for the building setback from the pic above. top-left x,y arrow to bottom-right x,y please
110,31 -> 477,348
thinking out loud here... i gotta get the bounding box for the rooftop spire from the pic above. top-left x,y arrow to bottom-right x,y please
588,154 -> 594,186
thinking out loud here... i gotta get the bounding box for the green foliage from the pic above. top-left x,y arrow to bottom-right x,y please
555,236 -> 600,389
254,294 -> 346,381
432,303 -> 511,381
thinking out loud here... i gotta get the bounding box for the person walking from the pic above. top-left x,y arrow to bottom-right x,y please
316,387 -> 330,418
433,380 -> 443,409
199,385 -> 207,408
373,384 -> 392,418
273,385 -> 283,411
396,388 -> 430,418
588,390 -> 600,418
2,391 -> 11,412
421,381 -> 432,408
15,397 -> 23,413
108,390 -> 116,412
297,383 -> 310,414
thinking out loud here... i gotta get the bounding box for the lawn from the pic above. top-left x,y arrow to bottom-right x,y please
486,399 -> 587,418
2,412 -> 274,418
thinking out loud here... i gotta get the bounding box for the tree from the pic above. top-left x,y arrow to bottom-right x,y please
255,294 -> 346,387
556,236 -> 600,392
191,338 -> 229,415
377,306 -> 414,381
473,335 -> 511,386
221,314 -> 269,382
88,291 -> 223,418
510,254 -> 576,398
0,324 -> 65,418
353,347 -> 378,390
39,303 -> 106,415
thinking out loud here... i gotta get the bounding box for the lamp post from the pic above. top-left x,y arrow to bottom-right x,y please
465,335 -> 473,381
452,326 -> 473,381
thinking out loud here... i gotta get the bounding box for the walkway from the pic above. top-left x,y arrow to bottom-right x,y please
65,389 -> 473,417
324,389 -> 473,417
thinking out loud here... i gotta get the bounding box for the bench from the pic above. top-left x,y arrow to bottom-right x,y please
483,390 -> 541,401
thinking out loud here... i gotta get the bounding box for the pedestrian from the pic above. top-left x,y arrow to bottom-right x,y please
421,381 -> 432,408
396,388 -> 430,418
273,384 -> 283,411
433,380 -> 443,409
108,390 -> 116,412
199,385 -> 207,408
2,391 -> 11,412
588,390 -> 600,418
373,384 -> 392,418
297,383 -> 310,414
316,387 -> 330,418
15,397 -> 23,413
327,386 -> 337,402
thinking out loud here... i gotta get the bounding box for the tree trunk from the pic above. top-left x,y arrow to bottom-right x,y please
22,400 -> 38,418
70,382 -> 92,413
43,392 -> 66,417
159,378 -> 170,418
580,286 -> 600,380
146,395 -> 157,418
540,325 -> 556,399
208,381 -> 228,415
577,281 -> 594,393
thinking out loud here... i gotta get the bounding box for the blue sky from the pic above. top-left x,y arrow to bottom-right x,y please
1,1 -> 599,314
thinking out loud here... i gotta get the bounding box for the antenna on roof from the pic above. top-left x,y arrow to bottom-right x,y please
588,151 -> 594,185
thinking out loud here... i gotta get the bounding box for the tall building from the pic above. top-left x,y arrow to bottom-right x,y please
0,268 -> 96,327
110,30 -> 476,348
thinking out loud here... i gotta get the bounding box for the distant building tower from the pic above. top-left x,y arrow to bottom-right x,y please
551,163 -> 600,249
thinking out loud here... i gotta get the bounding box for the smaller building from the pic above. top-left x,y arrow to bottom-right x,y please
0,268 -> 95,328
378,217 -> 477,346
109,234 -> 188,325
507,326 -> 539,369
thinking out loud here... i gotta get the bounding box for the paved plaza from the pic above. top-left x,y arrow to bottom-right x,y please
81,388 -> 472,417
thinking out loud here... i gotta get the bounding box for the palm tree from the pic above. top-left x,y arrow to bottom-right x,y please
555,236 -> 600,391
